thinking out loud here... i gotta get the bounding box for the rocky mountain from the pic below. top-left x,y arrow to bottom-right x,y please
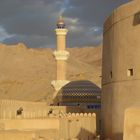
0,43 -> 102,103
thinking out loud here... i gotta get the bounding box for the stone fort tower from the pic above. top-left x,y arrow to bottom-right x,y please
102,0 -> 140,140
52,16 -> 69,98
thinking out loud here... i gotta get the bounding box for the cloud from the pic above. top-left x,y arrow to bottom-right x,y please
0,26 -> 15,42
0,0 -> 129,48
2,34 -> 53,48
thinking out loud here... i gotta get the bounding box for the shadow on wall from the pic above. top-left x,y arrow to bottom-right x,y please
133,11 -> 140,26
113,133 -> 123,140
76,128 -> 97,140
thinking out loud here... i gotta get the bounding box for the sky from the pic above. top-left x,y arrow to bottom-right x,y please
0,0 -> 129,48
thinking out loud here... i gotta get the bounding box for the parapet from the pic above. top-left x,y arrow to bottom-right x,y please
104,0 -> 139,33
0,99 -> 96,120
59,112 -> 95,118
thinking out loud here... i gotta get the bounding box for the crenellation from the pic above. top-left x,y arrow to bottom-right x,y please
88,113 -> 92,117
84,113 -> 88,117
57,112 -> 96,119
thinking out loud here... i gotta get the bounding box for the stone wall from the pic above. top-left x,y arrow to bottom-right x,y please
0,99 -> 84,119
0,113 -> 96,140
102,0 -> 140,139
59,113 -> 96,139
0,99 -> 47,119
123,107 -> 140,140
0,99 -> 97,140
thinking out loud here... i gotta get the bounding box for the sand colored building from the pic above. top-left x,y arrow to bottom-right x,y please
102,0 -> 140,139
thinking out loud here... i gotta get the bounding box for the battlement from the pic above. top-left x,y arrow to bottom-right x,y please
59,112 -> 96,118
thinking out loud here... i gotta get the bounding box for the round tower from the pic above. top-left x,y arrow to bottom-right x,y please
102,0 -> 140,140
52,16 -> 70,98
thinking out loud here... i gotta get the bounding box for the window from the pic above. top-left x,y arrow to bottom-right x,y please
16,107 -> 23,116
127,69 -> 133,77
110,71 -> 113,78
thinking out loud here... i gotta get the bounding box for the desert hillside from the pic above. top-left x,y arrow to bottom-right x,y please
0,43 -> 102,103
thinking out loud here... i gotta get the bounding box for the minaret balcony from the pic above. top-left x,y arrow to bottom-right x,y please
55,29 -> 68,35
53,50 -> 70,60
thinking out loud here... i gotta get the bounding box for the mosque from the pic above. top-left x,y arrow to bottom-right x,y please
0,16 -> 101,140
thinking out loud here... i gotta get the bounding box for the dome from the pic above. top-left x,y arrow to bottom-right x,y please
57,16 -> 65,28
57,80 -> 101,104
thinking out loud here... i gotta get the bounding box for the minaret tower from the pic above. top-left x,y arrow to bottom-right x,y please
52,16 -> 70,97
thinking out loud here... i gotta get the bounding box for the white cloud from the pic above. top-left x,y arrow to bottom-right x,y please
65,17 -> 79,24
64,17 -> 84,33
89,26 -> 102,33
0,26 -> 15,42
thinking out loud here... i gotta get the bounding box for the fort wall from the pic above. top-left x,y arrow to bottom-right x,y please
123,107 -> 140,140
102,0 -> 140,140
0,99 -> 96,140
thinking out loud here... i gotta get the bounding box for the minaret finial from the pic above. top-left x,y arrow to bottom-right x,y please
59,15 -> 63,20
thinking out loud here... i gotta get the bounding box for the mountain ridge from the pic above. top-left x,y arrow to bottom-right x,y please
0,43 -> 102,103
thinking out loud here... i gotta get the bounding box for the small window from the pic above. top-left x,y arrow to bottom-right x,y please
17,107 -> 23,116
110,71 -> 113,78
127,69 -> 133,77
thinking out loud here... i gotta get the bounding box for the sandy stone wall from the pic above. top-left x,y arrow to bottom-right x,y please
0,99 -> 97,139
0,100 -> 48,119
123,107 -> 140,140
0,113 -> 96,140
0,131 -> 34,140
59,113 -> 96,140
0,99 -> 85,119
102,0 -> 140,140
0,119 -> 59,130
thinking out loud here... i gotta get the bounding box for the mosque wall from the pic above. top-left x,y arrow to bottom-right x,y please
0,131 -> 34,140
0,113 -> 96,140
0,100 -> 48,119
0,99 -> 97,140
0,130 -> 60,140
102,0 -> 140,140
59,113 -> 96,139
0,119 -> 59,130
0,99 -> 84,119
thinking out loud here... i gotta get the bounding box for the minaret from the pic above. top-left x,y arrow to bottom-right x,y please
52,16 -> 70,98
